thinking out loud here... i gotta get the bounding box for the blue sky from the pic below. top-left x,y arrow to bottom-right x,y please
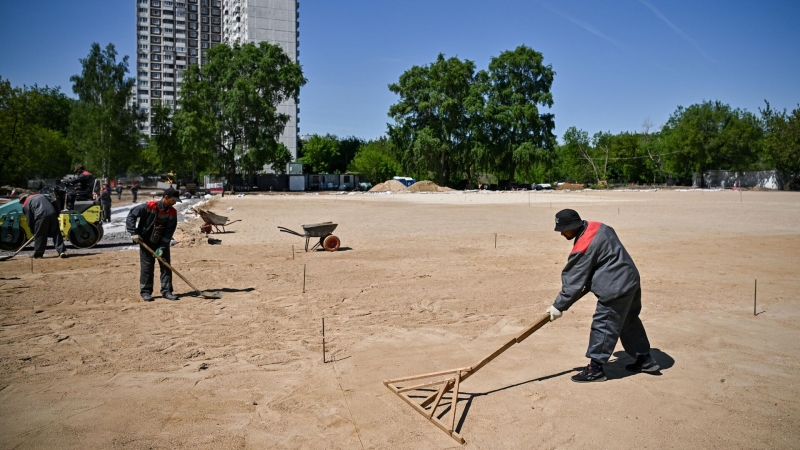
1,0 -> 798,141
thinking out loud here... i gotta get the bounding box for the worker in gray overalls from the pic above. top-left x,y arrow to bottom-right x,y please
546,209 -> 659,382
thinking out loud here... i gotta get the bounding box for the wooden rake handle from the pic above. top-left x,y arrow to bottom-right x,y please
138,240 -> 201,293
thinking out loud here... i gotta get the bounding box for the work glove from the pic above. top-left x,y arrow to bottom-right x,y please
131,234 -> 141,244
546,305 -> 562,322
155,248 -> 164,257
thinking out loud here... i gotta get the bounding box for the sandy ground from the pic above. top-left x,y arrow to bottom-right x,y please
1,189 -> 799,449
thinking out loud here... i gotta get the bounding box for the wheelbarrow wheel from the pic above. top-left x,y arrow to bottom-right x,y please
322,235 -> 340,252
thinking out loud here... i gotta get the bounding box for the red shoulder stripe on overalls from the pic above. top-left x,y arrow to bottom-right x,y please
571,221 -> 601,254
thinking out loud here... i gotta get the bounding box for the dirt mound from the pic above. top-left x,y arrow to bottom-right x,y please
408,180 -> 440,192
555,183 -> 585,190
369,180 -> 409,192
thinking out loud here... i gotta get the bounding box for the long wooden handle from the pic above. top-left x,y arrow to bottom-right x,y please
138,241 -> 201,293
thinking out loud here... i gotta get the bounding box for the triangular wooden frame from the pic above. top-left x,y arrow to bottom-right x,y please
384,313 -> 550,444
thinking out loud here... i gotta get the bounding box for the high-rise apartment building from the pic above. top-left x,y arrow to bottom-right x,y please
135,0 -> 300,160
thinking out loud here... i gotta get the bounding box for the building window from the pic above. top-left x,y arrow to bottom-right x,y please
139,80 -> 149,86
201,25 -> 209,32
151,45 -> 161,52
189,39 -> 198,47
151,72 -> 162,79
151,54 -> 161,61
177,20 -> 185,26
202,16 -> 209,23
138,89 -> 149,95
138,26 -> 148,31
139,17 -> 148,23
164,55 -> 173,61
164,19 -> 174,24
177,10 -> 185,17
151,36 -> 161,43
189,22 -> 198,29
201,42 -> 209,49
138,62 -> 149,68
189,48 -> 198,55
138,44 -> 149,49
139,0 -> 147,3
152,81 -> 162,89
151,18 -> 161,25
190,57 -> 198,64
139,99 -> 149,104
138,71 -> 149,76
164,0 -> 173,5
138,52 -> 148,59
189,4 -> 197,11
211,34 -> 220,42
151,0 -> 160,6
211,17 -> 220,24
201,7 -> 208,14
139,7 -> 148,12
152,63 -> 161,69
189,13 -> 197,20
189,31 -> 198,38
212,8 -> 220,16
151,27 -> 161,34
211,26 -> 220,33
164,28 -> 173,33
151,9 -> 161,17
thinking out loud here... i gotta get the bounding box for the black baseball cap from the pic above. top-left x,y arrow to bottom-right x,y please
163,187 -> 182,202
554,209 -> 583,232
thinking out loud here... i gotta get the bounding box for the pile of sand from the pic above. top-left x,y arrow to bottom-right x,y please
408,180 -> 455,192
369,180 -> 409,192
408,180 -> 438,192
555,183 -> 585,190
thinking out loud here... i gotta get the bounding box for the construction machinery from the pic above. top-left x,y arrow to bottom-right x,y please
0,184 -> 105,252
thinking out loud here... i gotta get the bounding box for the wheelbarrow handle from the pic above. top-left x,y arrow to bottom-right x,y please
278,226 -> 304,237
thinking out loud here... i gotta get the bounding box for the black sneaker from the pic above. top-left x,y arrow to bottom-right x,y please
572,364 -> 607,383
162,293 -> 178,301
142,294 -> 154,302
626,354 -> 660,373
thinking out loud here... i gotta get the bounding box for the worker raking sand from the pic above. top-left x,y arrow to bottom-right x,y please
546,208 -> 660,382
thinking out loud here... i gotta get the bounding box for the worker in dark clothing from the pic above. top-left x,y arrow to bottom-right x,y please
126,188 -> 181,302
64,164 -> 94,210
546,209 -> 659,382
115,182 -> 123,200
99,184 -> 112,223
19,193 -> 66,258
131,179 -> 139,203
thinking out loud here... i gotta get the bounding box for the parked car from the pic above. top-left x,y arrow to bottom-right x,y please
534,183 -> 552,191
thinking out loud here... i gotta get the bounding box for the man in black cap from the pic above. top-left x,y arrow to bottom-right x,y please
64,164 -> 94,210
126,188 -> 181,301
547,209 -> 658,382
19,193 -> 66,258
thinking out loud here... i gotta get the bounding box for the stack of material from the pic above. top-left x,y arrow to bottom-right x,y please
369,180 -> 409,192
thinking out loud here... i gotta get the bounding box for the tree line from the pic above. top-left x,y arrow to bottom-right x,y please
2,42 -> 797,189
0,41 -> 304,187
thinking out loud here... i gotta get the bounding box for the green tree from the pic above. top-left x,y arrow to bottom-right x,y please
348,137 -> 401,184
0,78 -> 73,186
334,135 -> 364,173
558,127 -> 594,183
479,45 -> 556,184
388,54 -> 478,185
760,101 -> 800,189
68,43 -> 141,179
178,41 -> 306,183
661,100 -> 762,186
299,134 -> 339,173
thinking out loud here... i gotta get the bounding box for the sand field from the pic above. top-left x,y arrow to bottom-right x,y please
1,189 -> 799,448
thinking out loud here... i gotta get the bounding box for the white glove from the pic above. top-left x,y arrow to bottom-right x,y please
131,234 -> 141,244
546,305 -> 562,322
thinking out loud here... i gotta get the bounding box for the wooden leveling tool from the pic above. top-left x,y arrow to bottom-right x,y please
383,312 -> 551,444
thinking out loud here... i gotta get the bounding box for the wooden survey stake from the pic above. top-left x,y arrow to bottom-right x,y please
383,312 -> 551,444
